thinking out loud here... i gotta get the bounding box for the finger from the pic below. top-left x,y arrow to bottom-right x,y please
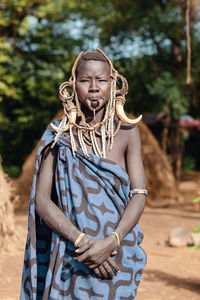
107,257 -> 120,273
73,251 -> 89,262
93,268 -> 101,278
83,261 -> 98,269
75,242 -> 91,253
111,250 -> 117,255
99,265 -> 108,279
102,261 -> 115,278
85,263 -> 99,269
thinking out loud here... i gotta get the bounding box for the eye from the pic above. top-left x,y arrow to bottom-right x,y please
79,79 -> 89,82
98,79 -> 107,82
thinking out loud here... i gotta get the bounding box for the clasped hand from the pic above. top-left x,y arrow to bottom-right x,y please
73,235 -> 120,279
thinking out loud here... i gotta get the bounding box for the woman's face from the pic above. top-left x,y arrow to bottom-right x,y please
75,60 -> 111,112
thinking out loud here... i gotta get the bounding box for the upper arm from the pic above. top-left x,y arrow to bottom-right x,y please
36,145 -> 58,207
126,126 -> 146,189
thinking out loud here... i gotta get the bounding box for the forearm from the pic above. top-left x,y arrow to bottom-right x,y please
35,145 -> 82,244
36,196 -> 81,244
114,194 -> 146,241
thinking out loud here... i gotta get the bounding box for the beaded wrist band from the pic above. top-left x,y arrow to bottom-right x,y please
110,231 -> 120,248
129,188 -> 148,198
74,233 -> 86,248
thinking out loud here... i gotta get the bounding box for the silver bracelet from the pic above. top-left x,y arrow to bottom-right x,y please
129,188 -> 148,198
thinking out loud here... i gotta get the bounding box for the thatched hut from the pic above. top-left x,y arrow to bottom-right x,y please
138,121 -> 178,205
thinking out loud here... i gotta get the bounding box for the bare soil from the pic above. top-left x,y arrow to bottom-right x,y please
0,174 -> 200,300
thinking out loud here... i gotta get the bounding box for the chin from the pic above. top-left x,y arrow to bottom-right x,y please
90,103 -> 106,113
81,99 -> 107,113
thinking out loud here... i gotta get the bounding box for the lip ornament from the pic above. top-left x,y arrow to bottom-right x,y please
86,98 -> 101,109
90,100 -> 99,108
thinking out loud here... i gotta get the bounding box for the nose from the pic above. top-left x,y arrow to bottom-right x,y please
89,80 -> 99,93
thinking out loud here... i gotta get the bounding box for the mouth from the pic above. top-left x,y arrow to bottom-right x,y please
88,98 -> 101,102
86,98 -> 103,109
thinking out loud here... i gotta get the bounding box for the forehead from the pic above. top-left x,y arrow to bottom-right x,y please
76,60 -> 110,77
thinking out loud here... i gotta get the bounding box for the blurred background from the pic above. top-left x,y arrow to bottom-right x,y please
0,1 -> 200,299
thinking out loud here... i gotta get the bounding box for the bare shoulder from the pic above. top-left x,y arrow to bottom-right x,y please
118,122 -> 141,146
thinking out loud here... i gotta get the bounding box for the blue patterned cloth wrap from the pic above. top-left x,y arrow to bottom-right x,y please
20,121 -> 146,300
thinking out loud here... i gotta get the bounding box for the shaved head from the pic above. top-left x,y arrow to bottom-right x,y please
76,51 -> 109,76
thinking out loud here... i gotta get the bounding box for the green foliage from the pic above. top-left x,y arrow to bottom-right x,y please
192,197 -> 200,204
0,0 -> 200,175
182,155 -> 196,172
192,196 -> 200,213
0,0 -> 84,173
3,165 -> 21,178
192,223 -> 200,233
147,71 -> 189,120
189,245 -> 200,252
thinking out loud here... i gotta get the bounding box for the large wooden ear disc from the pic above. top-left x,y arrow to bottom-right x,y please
59,81 -> 74,102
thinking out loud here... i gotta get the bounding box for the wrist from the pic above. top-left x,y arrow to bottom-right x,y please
106,234 -> 116,249
74,232 -> 86,247
106,233 -> 119,249
110,231 -> 120,248
77,234 -> 90,248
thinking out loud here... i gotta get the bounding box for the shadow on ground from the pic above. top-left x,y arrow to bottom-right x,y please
144,269 -> 200,294
144,209 -> 200,220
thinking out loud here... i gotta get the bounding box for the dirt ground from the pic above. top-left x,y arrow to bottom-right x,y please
0,174 -> 200,300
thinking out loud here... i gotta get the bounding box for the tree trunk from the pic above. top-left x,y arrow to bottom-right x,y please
167,121 -> 184,182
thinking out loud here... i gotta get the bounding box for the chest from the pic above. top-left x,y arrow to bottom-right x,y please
106,131 -> 128,170
70,127 -> 128,171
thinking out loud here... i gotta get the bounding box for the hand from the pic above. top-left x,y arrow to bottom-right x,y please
93,257 -> 120,279
74,235 -> 118,272
77,235 -> 117,256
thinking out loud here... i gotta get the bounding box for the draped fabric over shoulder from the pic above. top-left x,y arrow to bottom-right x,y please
20,120 -> 146,300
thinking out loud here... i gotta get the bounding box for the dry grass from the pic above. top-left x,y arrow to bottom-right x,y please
0,157 -> 17,252
138,121 -> 178,204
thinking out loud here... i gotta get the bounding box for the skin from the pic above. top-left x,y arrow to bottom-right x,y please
36,60 -> 146,280
76,60 -> 111,115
